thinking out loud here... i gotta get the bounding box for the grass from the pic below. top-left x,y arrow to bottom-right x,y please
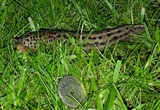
0,0 -> 160,110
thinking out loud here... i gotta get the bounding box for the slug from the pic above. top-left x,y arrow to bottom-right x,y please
13,24 -> 144,52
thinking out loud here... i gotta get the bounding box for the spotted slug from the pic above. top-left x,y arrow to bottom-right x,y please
13,24 -> 144,52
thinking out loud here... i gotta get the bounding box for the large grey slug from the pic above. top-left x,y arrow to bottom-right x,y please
13,24 -> 144,52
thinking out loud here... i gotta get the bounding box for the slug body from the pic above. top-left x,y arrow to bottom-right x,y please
14,24 -> 144,52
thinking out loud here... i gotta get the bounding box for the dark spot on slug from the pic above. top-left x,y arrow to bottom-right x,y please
118,30 -> 122,33
110,36 -> 118,42
124,32 -> 130,36
63,35 -> 68,39
89,37 -> 96,40
125,27 -> 129,30
30,35 -> 36,40
57,35 -> 61,38
100,42 -> 106,45
39,35 -> 42,38
98,36 -> 103,39
82,36 -> 86,40
48,30 -> 53,34
119,35 -> 123,38
130,29 -> 133,32
22,41 -> 26,44
30,36 -> 33,40
107,33 -> 112,37
48,36 -> 53,38
94,42 -> 99,45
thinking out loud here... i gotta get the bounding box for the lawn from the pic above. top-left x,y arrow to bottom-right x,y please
0,0 -> 160,110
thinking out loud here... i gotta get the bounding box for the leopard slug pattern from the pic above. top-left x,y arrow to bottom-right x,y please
14,24 -> 144,52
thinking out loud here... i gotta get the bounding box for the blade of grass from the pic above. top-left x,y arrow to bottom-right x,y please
113,60 -> 121,83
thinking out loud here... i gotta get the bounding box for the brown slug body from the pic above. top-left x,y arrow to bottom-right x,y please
14,24 -> 144,52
